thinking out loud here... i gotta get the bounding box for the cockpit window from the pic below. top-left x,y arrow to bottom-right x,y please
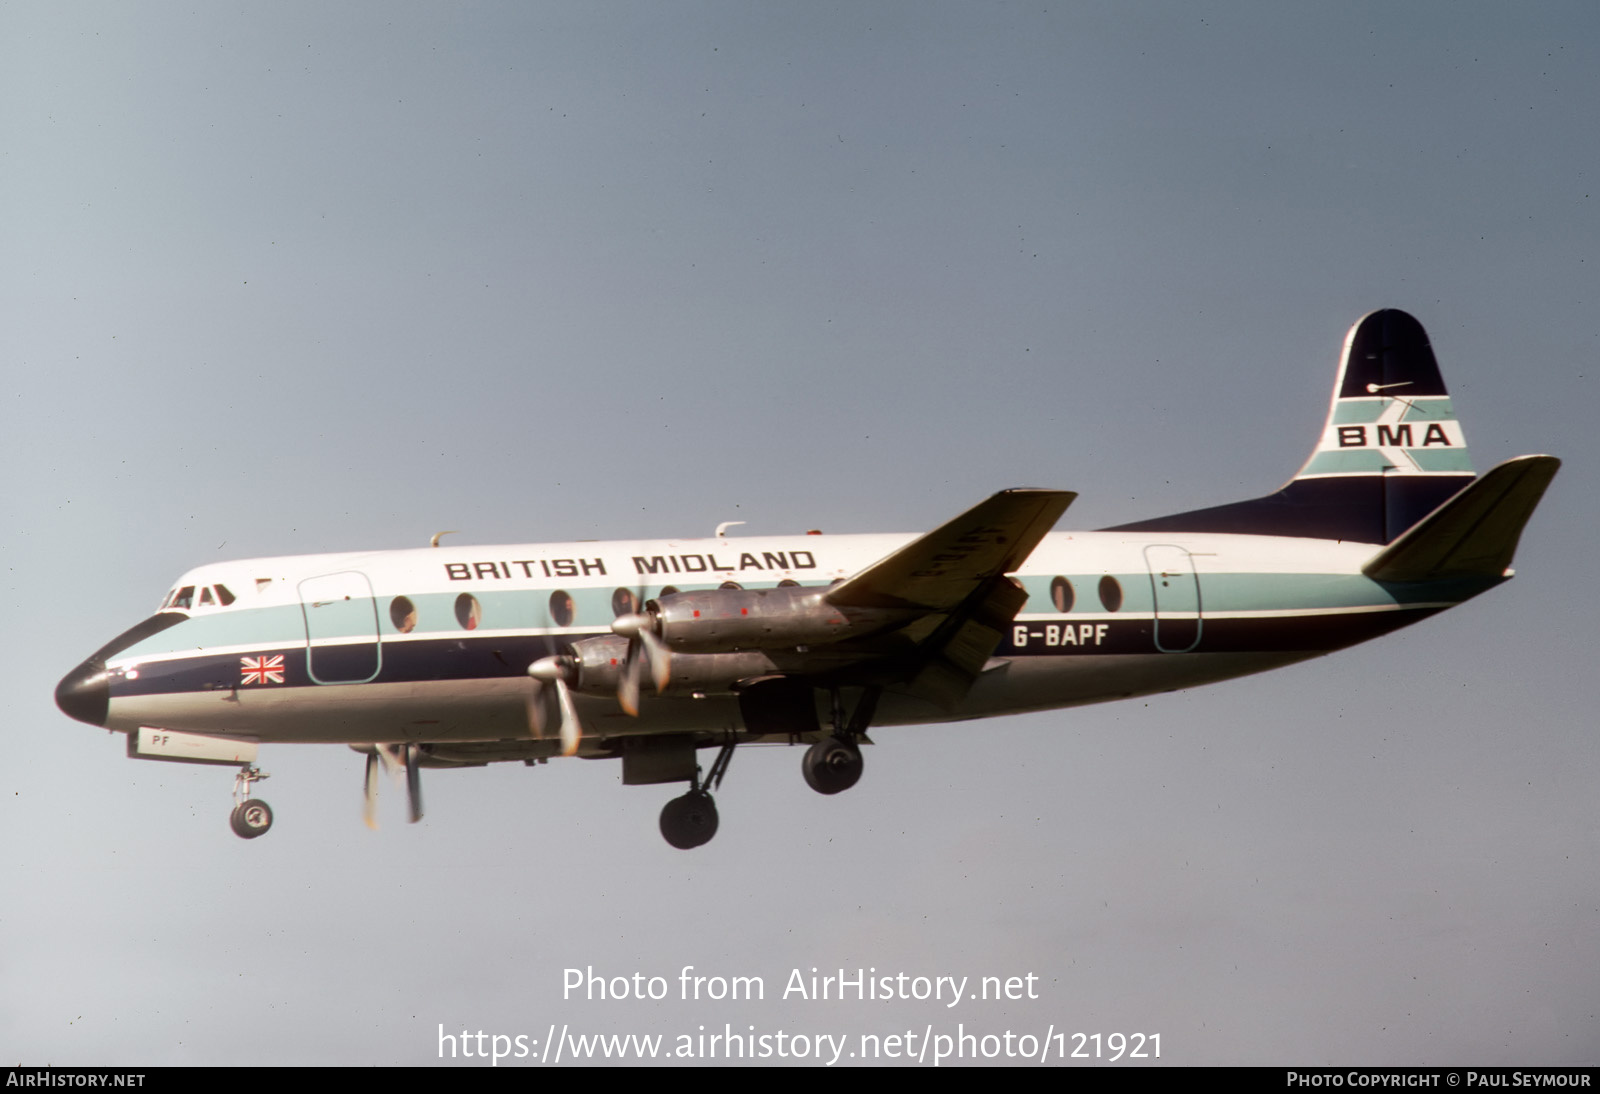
214,584 -> 236,606
199,587 -> 215,606
172,586 -> 196,610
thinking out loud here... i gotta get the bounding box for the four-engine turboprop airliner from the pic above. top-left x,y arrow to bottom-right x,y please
55,310 -> 1559,848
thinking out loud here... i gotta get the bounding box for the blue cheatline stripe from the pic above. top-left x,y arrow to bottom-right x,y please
107,604 -> 1450,702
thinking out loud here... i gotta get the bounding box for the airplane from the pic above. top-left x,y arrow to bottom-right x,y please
55,309 -> 1559,849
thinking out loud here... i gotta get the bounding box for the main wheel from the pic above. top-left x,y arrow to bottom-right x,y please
229,799 -> 274,839
659,790 -> 719,850
802,735 -> 863,795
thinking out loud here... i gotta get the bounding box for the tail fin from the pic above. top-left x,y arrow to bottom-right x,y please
1108,309 -> 1479,544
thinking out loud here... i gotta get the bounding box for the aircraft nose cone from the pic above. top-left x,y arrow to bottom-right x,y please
56,659 -> 109,727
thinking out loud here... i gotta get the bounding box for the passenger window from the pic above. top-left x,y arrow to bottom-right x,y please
660,586 -> 679,598
719,581 -> 742,590
549,591 -> 575,627
777,579 -> 800,588
390,596 -> 418,634
454,593 -> 482,631
1098,575 -> 1123,613
1050,577 -> 1074,613
612,588 -> 639,617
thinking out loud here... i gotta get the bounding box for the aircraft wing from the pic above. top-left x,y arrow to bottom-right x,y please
826,488 -> 1076,611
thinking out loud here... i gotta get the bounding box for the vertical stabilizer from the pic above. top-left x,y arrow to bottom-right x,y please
1107,310 -> 1477,543
1297,309 -> 1472,481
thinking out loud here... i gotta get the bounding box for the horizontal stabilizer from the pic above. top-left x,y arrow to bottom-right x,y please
827,488 -> 1075,611
1362,455 -> 1560,583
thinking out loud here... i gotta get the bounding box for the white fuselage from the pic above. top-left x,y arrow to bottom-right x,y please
85,527 -> 1461,750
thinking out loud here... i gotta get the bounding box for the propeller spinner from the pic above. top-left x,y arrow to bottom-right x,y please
526,655 -> 584,756
610,611 -> 672,716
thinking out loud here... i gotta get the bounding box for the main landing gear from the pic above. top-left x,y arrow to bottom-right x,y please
229,766 -> 272,839
657,686 -> 878,850
801,684 -> 875,795
802,735 -> 863,794
659,740 -> 735,850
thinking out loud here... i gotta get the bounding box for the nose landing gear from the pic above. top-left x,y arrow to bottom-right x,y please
229,766 -> 272,839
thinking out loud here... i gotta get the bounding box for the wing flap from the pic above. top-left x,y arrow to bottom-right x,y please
826,488 -> 1075,611
1362,455 -> 1560,583
904,576 -> 1031,709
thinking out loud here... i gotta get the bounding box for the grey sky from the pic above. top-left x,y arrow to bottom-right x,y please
3,2 -> 1596,1066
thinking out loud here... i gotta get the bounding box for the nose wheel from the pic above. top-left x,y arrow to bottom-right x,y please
229,765 -> 273,839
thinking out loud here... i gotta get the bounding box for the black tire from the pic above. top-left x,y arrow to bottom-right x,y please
659,790 -> 719,850
802,736 -> 863,795
229,799 -> 274,839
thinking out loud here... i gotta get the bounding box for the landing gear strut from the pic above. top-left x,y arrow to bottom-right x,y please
659,741 -> 735,850
801,686 -> 876,795
229,765 -> 273,839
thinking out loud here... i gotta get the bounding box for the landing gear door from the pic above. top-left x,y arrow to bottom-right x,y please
299,571 -> 382,684
1144,545 -> 1202,653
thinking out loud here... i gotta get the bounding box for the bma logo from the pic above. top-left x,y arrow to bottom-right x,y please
1337,423 -> 1455,448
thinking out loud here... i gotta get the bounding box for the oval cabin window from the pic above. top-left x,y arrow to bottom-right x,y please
549,590 -> 575,627
1050,576 -> 1074,613
1098,575 -> 1123,613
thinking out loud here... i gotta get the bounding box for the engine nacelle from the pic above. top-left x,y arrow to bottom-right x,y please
567,634 -> 780,697
566,634 -> 632,694
648,585 -> 914,653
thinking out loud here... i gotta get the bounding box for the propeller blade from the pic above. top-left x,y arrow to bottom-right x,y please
529,656 -> 584,755
403,744 -> 424,824
374,743 -> 403,780
619,642 -> 643,717
640,629 -> 672,693
363,751 -> 380,830
613,612 -> 671,716
554,676 -> 582,757
526,679 -> 549,738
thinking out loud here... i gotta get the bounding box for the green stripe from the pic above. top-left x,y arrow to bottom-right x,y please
1302,450 -> 1394,474
1332,400 -> 1386,424
1408,448 -> 1473,472
1400,397 -> 1455,422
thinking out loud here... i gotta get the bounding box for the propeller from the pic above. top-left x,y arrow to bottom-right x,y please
362,744 -> 424,829
610,611 -> 672,717
527,655 -> 583,757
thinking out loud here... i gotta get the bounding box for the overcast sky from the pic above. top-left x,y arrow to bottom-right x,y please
3,1 -> 1596,1067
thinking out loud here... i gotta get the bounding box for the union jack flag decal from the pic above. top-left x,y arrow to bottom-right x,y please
240,655 -> 286,685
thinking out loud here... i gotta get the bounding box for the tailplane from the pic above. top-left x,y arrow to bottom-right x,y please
1109,309 -> 1480,544
1362,455 -> 1559,583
